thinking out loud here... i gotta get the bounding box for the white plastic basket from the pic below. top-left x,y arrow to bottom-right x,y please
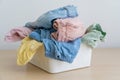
30,43 -> 92,73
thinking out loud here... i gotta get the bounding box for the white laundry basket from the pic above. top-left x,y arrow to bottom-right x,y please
30,43 -> 92,73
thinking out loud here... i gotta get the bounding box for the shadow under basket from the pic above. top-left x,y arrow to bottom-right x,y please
30,43 -> 92,73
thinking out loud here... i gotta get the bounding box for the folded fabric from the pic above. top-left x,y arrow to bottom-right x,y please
25,5 -> 78,29
4,27 -> 32,42
29,28 -> 81,63
81,23 -> 106,48
51,17 -> 86,42
17,37 -> 42,65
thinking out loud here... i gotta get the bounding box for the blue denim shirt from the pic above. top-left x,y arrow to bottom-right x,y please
29,29 -> 81,63
25,5 -> 78,29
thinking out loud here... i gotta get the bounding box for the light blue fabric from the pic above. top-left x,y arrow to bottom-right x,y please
25,5 -> 78,29
29,28 -> 55,42
29,29 -> 81,63
43,38 -> 81,63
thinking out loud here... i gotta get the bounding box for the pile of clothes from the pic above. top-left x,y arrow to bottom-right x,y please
4,5 -> 106,65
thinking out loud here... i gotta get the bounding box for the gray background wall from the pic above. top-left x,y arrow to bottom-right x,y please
0,0 -> 120,50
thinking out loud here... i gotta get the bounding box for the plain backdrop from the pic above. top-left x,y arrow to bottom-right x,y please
0,0 -> 120,50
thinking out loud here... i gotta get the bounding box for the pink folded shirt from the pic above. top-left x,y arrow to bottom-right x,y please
51,17 -> 86,42
4,27 -> 32,42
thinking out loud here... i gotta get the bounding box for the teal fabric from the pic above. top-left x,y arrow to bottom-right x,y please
81,23 -> 106,48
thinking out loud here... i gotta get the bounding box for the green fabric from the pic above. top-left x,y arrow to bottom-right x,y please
81,23 -> 106,48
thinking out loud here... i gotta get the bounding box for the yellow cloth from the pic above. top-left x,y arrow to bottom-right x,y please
17,37 -> 43,65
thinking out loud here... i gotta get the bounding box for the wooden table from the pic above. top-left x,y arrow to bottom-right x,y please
0,48 -> 120,80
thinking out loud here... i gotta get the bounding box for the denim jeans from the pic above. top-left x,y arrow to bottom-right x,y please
25,5 -> 78,29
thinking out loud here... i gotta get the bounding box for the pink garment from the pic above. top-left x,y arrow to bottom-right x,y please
51,17 -> 86,42
4,27 -> 32,42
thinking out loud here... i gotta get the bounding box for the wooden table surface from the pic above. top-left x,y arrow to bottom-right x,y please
0,48 -> 120,80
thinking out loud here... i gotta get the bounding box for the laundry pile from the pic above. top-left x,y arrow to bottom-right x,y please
4,5 -> 106,65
